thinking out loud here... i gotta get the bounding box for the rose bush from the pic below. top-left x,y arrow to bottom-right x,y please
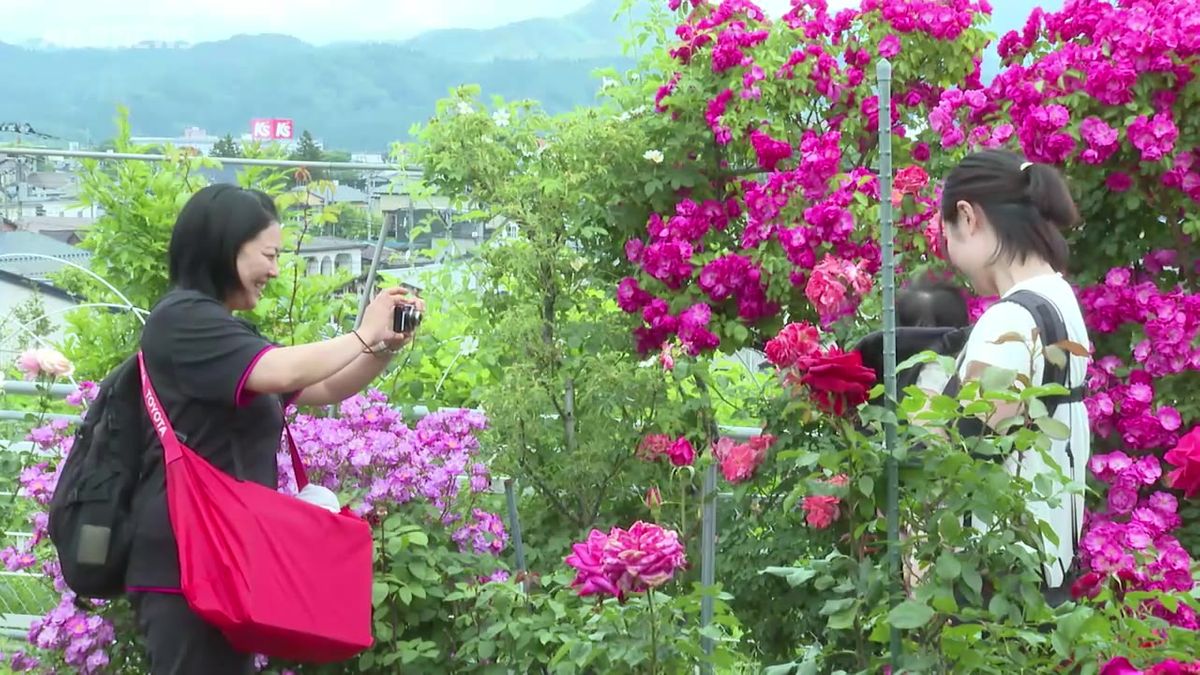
595,0 -> 1200,668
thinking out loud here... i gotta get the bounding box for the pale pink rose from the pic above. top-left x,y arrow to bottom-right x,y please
15,349 -> 73,380
35,349 -> 74,378
15,350 -> 42,378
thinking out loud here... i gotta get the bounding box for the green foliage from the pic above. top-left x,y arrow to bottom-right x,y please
412,89 -> 676,540
378,264 -> 491,409
3,289 -> 53,350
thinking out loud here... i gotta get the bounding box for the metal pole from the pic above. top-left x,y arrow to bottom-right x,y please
699,461 -> 717,672
355,200 -> 393,328
503,479 -> 528,588
877,58 -> 902,668
0,146 -> 412,172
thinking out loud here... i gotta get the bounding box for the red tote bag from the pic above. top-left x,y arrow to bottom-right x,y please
138,353 -> 374,662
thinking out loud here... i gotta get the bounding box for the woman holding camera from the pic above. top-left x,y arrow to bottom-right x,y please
939,149 -> 1090,602
126,184 -> 421,674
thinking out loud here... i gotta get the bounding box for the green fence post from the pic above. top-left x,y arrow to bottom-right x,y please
876,57 -> 902,669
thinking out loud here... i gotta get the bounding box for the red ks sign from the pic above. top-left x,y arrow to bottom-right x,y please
250,118 -> 295,141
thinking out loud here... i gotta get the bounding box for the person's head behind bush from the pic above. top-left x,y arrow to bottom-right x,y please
897,278 -> 969,328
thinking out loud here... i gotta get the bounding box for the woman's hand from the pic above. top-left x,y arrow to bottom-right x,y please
380,290 -> 425,352
358,287 -> 411,345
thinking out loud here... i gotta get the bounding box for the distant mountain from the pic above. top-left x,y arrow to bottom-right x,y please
0,0 -> 634,151
404,0 -> 645,62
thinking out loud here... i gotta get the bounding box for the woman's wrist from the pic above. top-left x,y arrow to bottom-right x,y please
350,330 -> 398,358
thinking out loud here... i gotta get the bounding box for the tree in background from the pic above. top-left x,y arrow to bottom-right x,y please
211,133 -> 241,158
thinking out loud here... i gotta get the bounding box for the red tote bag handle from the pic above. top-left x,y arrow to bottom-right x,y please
137,352 -> 309,487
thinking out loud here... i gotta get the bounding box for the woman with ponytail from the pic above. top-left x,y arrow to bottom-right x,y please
940,149 -> 1091,602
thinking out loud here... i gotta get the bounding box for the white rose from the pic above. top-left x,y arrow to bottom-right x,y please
643,149 -> 665,164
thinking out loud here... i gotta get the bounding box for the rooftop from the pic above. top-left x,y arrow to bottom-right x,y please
0,231 -> 92,278
297,235 -> 371,253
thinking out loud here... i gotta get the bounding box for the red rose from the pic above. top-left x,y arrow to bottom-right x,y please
798,347 -> 877,415
1070,571 -> 1104,600
894,165 -> 930,196
1165,427 -> 1200,498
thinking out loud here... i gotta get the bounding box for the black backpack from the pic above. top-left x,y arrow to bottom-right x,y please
47,355 -> 144,600
854,290 -> 1087,600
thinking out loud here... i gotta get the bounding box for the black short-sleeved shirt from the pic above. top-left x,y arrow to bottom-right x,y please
126,289 -> 293,589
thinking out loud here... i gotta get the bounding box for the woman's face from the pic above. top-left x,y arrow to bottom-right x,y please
229,222 -> 282,311
944,200 -> 999,296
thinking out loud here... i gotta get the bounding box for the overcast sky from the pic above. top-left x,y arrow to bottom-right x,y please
1,0 -> 847,47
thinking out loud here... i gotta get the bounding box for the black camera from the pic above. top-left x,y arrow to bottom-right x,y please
393,304 -> 423,333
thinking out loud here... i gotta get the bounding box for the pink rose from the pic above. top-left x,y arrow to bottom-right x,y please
564,522 -> 687,601
802,495 -> 840,529
644,486 -> 663,509
764,322 -> 821,369
666,438 -> 696,467
1165,427 -> 1200,498
15,348 -> 74,380
713,435 -> 773,483
15,350 -> 41,378
1100,657 -> 1141,675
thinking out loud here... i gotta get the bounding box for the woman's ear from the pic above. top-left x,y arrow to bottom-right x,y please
955,200 -> 979,235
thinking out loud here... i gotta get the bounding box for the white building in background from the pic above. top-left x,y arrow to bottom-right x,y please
130,126 -> 220,156
297,236 -> 367,277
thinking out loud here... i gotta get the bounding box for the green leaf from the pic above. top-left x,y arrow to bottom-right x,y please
404,531 -> 430,548
1027,397 -> 1049,419
980,366 -> 1018,392
962,566 -> 983,594
478,640 -> 496,660
1035,416 -> 1071,440
888,600 -> 935,629
987,593 -> 1010,617
763,566 -> 817,587
858,475 -> 875,497
827,607 -> 857,630
935,553 -> 962,581
1043,345 -> 1068,369
372,582 -> 389,607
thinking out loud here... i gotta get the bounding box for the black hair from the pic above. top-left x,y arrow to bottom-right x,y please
940,149 -> 1077,273
897,278 -> 969,328
168,184 -> 279,301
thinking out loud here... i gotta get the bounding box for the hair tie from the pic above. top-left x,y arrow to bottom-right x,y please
1019,161 -> 1033,172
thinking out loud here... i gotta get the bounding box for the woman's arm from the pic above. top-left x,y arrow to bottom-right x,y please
244,287 -> 410,396
245,333 -> 374,395
293,350 -> 395,406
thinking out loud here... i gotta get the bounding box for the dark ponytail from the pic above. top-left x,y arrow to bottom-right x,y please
940,149 -> 1077,273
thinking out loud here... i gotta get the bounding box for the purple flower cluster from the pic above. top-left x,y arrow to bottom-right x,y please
284,390 -> 507,555
1080,267 -> 1200,377
27,596 -> 115,674
1081,451 -> 1196,629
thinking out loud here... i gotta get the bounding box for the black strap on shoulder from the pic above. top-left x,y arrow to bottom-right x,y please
948,289 -> 1086,592
1002,290 -> 1086,416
